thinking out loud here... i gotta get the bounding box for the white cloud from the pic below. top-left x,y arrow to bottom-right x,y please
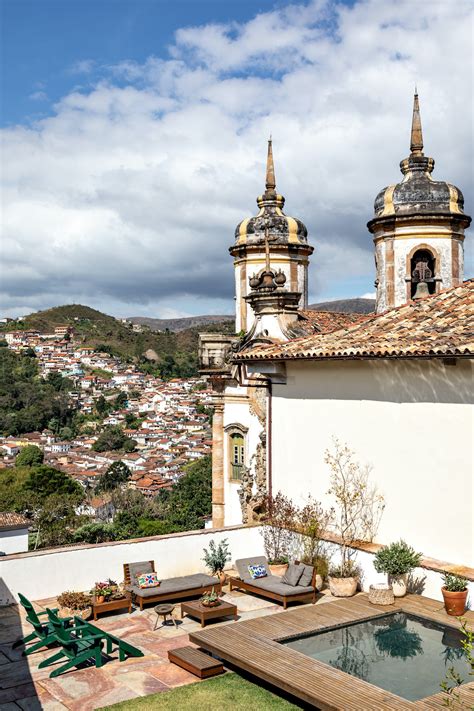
29,90 -> 48,101
1,0 -> 472,318
359,292 -> 376,299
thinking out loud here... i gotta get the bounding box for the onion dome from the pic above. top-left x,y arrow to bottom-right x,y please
370,92 -> 468,221
234,139 -> 309,246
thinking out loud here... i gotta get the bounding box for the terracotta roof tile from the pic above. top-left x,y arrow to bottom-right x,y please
235,281 -> 474,361
0,512 -> 30,529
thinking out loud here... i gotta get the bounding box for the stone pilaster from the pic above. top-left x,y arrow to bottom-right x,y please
211,399 -> 225,528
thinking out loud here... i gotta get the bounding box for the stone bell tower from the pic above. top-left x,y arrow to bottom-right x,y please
368,92 -> 471,313
230,140 -> 313,333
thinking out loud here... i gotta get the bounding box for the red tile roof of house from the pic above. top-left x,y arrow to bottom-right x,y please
235,281 -> 474,361
0,512 -> 30,529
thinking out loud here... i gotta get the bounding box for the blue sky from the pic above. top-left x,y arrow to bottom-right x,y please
1,0 -> 472,318
2,0 -> 294,126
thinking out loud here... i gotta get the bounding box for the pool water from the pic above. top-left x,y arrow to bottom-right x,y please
283,612 -> 470,701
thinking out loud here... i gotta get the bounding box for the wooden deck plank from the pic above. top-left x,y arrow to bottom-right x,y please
190,594 -> 473,710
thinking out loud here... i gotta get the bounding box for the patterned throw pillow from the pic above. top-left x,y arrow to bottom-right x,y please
248,564 -> 267,580
137,572 -> 160,588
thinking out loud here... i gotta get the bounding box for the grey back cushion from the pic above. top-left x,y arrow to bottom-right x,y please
298,563 -> 314,587
282,563 -> 304,587
235,556 -> 269,582
128,560 -> 153,584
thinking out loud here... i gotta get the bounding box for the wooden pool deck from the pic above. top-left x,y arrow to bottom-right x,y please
190,593 -> 474,710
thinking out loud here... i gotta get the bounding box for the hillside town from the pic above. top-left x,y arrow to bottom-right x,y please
1,324 -> 213,508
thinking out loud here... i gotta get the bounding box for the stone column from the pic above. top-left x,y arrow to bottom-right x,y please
211,398 -> 225,528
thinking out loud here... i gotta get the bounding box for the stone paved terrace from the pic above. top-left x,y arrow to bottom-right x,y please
0,586 -> 339,710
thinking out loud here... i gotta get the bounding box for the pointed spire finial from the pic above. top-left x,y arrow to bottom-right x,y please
265,136 -> 276,191
410,90 -> 424,156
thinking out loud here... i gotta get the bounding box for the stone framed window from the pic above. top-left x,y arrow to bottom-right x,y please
406,245 -> 439,299
225,424 -> 248,482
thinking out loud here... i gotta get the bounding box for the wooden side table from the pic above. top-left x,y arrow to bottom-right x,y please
92,594 -> 132,621
154,603 -> 177,630
181,599 -> 238,628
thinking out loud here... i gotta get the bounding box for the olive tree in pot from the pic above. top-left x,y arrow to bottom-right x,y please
325,439 -> 385,597
373,540 -> 422,597
441,572 -> 469,616
202,538 -> 231,586
296,497 -> 333,590
260,492 -> 298,575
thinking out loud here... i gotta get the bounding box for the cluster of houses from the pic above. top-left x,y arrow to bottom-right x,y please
1,325 -> 213,512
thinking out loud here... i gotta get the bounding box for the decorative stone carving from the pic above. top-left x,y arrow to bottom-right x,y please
239,386 -> 268,522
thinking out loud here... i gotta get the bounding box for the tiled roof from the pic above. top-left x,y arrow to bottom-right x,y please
288,310 -> 368,337
0,512 -> 30,529
235,281 -> 474,361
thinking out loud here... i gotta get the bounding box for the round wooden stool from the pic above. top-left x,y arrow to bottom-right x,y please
153,603 -> 177,630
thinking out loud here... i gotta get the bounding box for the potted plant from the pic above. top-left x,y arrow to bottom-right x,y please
296,497 -> 332,590
202,538 -> 231,585
373,540 -> 422,597
441,572 -> 469,616
91,581 -> 114,603
201,587 -> 220,608
325,440 -> 385,597
57,591 -> 92,620
260,492 -> 298,575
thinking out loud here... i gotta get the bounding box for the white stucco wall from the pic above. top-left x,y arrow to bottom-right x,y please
0,528 -> 29,555
223,387 -> 263,526
0,525 -> 264,605
271,359 -> 473,566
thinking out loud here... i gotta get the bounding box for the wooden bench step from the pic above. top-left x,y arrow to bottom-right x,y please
168,646 -> 224,678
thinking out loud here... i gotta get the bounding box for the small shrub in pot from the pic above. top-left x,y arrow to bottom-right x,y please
441,572 -> 469,616
202,538 -> 231,584
373,540 -> 422,597
57,590 -> 92,619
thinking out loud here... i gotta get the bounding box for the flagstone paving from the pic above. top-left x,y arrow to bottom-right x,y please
0,587 -> 334,711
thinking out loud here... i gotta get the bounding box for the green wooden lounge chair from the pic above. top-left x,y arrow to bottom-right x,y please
73,617 -> 144,662
12,593 -> 72,656
37,608 -> 106,678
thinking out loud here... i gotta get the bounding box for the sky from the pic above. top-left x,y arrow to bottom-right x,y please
1,0 -> 472,319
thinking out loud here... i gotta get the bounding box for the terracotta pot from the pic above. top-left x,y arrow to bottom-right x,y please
201,599 -> 221,608
442,587 -> 468,616
269,563 -> 288,577
96,595 -> 105,604
388,573 -> 408,597
328,576 -> 358,597
218,571 -> 227,587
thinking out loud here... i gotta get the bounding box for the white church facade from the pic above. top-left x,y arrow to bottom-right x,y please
199,94 -> 473,569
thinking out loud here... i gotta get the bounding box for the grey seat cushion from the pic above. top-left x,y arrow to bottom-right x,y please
235,556 -> 271,582
132,573 -> 218,598
250,577 -> 314,596
298,564 -> 314,587
282,563 -> 304,587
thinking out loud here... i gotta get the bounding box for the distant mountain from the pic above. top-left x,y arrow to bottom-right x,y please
308,298 -> 375,314
129,314 -> 234,333
1,304 -> 234,377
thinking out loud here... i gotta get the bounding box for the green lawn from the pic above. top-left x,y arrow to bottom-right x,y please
100,672 -> 302,710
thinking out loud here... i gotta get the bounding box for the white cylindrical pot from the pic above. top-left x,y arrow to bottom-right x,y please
388,573 -> 408,597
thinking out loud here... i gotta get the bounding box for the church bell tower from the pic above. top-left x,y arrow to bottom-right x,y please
230,140 -> 313,332
368,92 -> 471,313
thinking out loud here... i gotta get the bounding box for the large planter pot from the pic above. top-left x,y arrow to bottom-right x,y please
217,571 -> 227,587
388,573 -> 408,597
269,563 -> 288,577
58,606 -> 92,620
442,587 -> 468,616
328,576 -> 358,597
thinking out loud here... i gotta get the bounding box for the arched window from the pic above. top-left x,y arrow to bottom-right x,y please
410,249 -> 436,297
225,424 -> 248,481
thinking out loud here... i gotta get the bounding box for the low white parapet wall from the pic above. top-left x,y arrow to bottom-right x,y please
0,524 -> 265,605
1,525 -> 471,606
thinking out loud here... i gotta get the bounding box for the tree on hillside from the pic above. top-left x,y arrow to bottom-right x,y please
92,426 -> 136,453
114,391 -> 127,409
95,395 -> 111,416
24,465 -> 84,501
15,445 -> 44,467
157,455 -> 212,530
34,494 -> 83,549
96,461 -> 131,492
73,522 -> 115,544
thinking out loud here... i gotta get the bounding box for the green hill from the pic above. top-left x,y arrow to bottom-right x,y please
2,304 -> 235,378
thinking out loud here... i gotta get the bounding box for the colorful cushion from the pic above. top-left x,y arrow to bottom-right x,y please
137,572 -> 160,588
248,564 -> 267,580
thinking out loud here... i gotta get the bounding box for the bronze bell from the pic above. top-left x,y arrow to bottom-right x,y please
413,280 -> 430,300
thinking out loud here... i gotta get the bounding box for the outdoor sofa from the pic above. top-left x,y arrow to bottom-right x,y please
124,560 -> 221,610
229,556 -> 318,609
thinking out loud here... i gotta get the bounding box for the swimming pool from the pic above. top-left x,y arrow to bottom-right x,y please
283,611 -> 470,701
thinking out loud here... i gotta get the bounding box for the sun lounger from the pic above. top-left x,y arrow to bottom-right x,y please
12,592 -> 72,656
123,560 -> 220,610
229,557 -> 318,609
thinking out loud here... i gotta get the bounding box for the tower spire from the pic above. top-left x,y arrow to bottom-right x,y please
410,90 -> 424,156
265,136 -> 276,191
